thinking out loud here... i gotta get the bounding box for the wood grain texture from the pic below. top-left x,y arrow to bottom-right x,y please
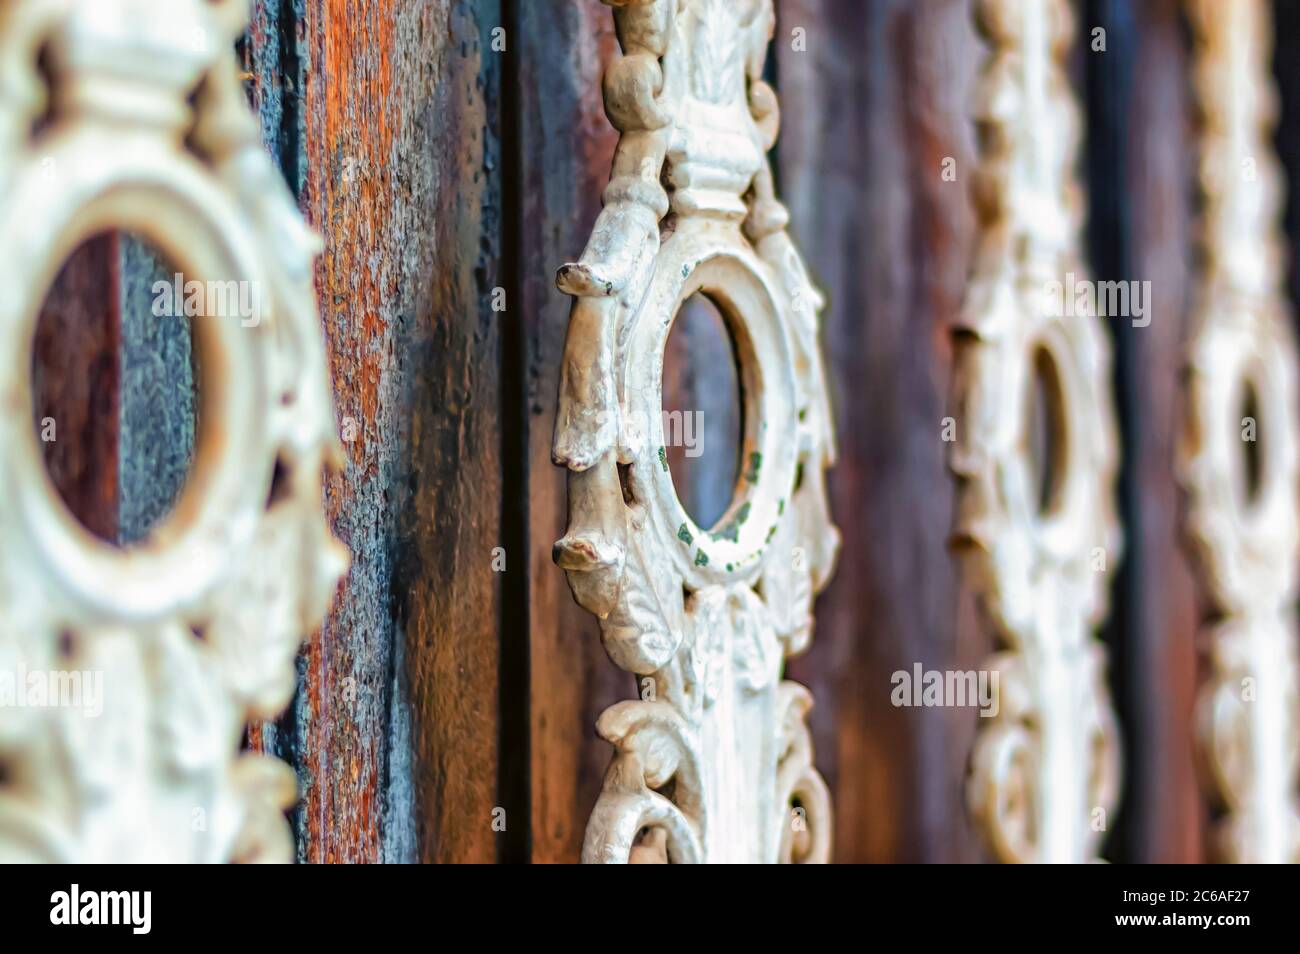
776,0 -> 990,863
281,0 -> 506,863
118,238 -> 194,547
512,0 -> 626,864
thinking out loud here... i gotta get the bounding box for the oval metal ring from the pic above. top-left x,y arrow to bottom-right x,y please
624,224 -> 797,589
0,142 -> 271,622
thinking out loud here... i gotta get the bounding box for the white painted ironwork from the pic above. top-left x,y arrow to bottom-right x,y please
0,0 -> 346,863
951,0 -> 1122,863
1182,0 -> 1300,864
553,0 -> 838,864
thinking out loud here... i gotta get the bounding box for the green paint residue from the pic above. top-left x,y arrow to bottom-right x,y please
778,498 -> 786,515
710,501 -> 752,543
726,563 -> 734,572
681,264 -> 690,277
766,524 -> 778,543
743,451 -> 762,484
677,523 -> 694,545
658,446 -> 669,472
798,408 -> 807,422
694,550 -> 710,567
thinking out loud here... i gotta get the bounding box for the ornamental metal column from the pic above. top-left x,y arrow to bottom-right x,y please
1182,0 -> 1300,864
0,0 -> 346,863
553,0 -> 839,864
950,0 -> 1123,863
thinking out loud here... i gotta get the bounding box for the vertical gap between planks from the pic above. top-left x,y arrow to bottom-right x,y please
498,0 -> 532,865
1084,0 -> 1138,865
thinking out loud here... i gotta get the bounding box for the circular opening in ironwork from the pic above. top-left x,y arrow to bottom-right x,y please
1236,373 -> 1265,512
32,231 -> 205,547
1026,344 -> 1069,518
662,292 -> 744,531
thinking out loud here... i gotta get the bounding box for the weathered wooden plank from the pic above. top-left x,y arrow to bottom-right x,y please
277,0 -> 505,863
776,0 -> 990,863
1086,0 -> 1206,863
118,239 -> 194,546
32,236 -> 120,544
243,0 -> 300,184
513,0 -> 625,864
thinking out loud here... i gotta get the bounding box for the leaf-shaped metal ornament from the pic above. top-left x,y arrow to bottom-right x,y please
554,0 -> 839,864
950,0 -> 1123,863
0,0 -> 347,863
1182,0 -> 1300,863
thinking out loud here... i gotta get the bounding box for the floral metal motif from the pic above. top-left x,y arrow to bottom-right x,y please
553,0 -> 838,864
950,0 -> 1122,863
0,0 -> 347,862
1182,0 -> 1300,864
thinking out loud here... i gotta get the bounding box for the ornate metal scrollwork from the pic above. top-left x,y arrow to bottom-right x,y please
1182,0 -> 1300,864
950,0 -> 1122,863
0,0 -> 347,862
553,0 -> 838,864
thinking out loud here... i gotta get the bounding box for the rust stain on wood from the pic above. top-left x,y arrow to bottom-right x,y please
291,0 -> 504,863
